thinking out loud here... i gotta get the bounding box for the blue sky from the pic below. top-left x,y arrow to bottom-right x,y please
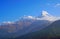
0,0 -> 60,22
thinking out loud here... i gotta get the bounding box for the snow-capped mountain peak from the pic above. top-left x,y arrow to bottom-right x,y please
42,10 -> 49,17
39,10 -> 60,21
41,10 -> 53,17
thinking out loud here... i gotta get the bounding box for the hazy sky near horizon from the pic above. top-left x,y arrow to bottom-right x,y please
0,0 -> 60,22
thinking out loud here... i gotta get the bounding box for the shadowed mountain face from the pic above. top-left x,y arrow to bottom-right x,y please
0,19 -> 51,39
15,20 -> 60,39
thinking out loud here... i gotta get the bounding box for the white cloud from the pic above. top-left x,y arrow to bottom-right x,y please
2,21 -> 14,25
46,3 -> 60,7
26,16 -> 34,19
23,15 -> 36,20
54,3 -> 60,7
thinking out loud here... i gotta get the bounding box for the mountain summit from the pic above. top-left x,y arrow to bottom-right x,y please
41,10 -> 51,17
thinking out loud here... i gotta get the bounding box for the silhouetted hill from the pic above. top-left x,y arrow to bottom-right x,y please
15,20 -> 60,39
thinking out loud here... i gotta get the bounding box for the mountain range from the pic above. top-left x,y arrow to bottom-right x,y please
0,11 -> 60,39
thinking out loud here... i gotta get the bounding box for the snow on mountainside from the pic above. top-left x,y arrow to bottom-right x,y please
0,10 -> 60,38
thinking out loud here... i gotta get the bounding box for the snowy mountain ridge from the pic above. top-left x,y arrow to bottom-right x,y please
0,11 -> 60,38
0,10 -> 60,25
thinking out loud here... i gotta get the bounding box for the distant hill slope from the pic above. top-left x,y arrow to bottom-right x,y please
15,20 -> 60,39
